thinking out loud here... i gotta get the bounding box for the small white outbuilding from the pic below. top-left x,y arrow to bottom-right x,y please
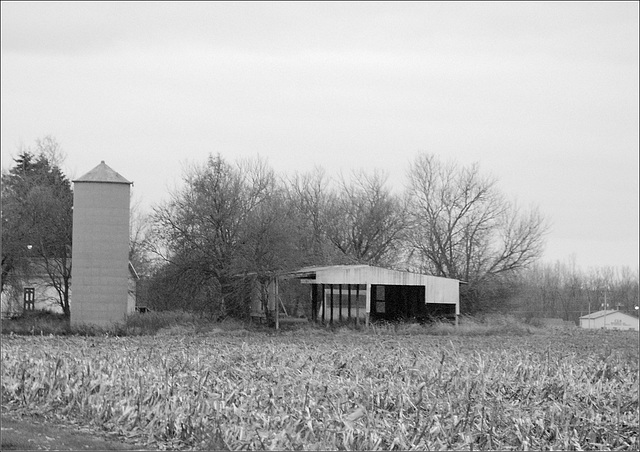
579,310 -> 639,331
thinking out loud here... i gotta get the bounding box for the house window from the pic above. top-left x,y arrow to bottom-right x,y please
24,288 -> 35,311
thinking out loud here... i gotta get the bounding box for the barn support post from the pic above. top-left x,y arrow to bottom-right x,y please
321,284 -> 325,324
355,284 -> 360,327
330,284 -> 334,325
311,283 -> 318,322
365,283 -> 371,328
339,285 -> 343,322
423,284 -> 428,323
347,284 -> 352,321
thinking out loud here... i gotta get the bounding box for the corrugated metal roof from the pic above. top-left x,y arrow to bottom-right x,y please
74,161 -> 132,184
292,264 -> 370,276
292,264 -> 457,285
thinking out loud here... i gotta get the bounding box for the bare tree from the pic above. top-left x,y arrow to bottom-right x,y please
406,154 -> 548,311
35,135 -> 67,168
615,266 -> 640,312
285,167 -> 337,265
148,154 -> 298,317
129,194 -> 154,276
325,169 -> 407,266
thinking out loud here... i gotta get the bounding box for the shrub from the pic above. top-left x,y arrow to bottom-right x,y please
1,310 -> 69,336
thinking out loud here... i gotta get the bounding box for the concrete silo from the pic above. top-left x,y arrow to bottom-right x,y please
71,161 -> 132,327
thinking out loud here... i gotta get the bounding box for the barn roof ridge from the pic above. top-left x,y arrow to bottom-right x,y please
236,264 -> 462,282
579,309 -> 638,320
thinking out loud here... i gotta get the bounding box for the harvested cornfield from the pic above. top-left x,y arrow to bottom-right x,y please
2,329 -> 638,450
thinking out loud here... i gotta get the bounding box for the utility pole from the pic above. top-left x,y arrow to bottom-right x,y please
602,287 -> 609,330
274,277 -> 279,331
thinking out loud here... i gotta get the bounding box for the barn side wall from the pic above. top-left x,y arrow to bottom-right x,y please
580,312 -> 639,331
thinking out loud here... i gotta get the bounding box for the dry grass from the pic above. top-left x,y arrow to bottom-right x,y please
2,327 -> 637,450
353,314 -> 545,337
1,310 -> 70,336
0,310 -> 253,337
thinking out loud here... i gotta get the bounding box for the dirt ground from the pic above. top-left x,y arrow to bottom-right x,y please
0,412 -> 148,451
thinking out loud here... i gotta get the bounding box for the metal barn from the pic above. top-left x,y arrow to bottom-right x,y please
579,310 -> 639,331
293,265 -> 460,325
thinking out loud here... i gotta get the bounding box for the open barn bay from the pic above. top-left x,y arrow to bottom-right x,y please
2,328 -> 638,450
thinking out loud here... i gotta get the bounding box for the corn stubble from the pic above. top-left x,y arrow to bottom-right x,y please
2,331 -> 638,450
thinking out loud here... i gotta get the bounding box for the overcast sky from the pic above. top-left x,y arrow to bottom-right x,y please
2,2 -> 638,270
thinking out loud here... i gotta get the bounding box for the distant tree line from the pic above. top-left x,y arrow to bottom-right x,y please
2,137 -> 637,321
512,259 -> 639,323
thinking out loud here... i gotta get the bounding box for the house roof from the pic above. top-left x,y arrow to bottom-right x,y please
579,310 -> 639,321
73,161 -> 132,184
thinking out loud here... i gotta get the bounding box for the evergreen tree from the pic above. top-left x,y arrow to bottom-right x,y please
1,138 -> 73,317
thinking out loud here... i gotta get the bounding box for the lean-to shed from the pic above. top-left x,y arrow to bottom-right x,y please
291,265 -> 460,325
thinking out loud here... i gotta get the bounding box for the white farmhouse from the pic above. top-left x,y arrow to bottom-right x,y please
0,258 -> 65,317
579,310 -> 639,331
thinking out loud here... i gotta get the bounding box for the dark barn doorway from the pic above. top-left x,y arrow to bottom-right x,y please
369,284 -> 427,321
369,284 -> 457,322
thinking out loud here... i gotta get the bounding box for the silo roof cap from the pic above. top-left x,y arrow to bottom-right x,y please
74,161 -> 132,184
